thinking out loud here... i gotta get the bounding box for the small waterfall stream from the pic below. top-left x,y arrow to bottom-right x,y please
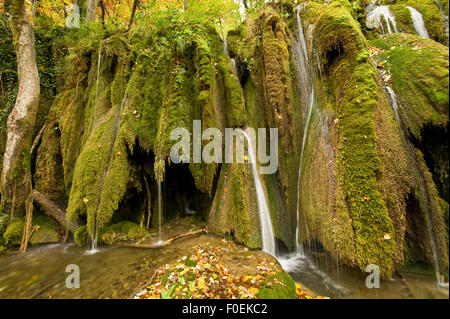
87,94 -> 128,254
156,165 -> 163,245
223,38 -> 276,255
293,4 -> 315,253
239,129 -> 276,255
366,6 -> 398,35
384,86 -> 448,288
407,7 -> 430,38
274,5 -> 346,295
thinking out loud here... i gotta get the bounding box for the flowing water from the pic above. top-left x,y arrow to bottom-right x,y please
0,241 -> 446,299
386,86 -> 401,123
157,176 -> 163,245
89,94 -> 128,253
366,6 -> 398,35
292,4 -> 315,254
276,6 -> 342,292
407,7 -> 429,38
239,130 -> 276,256
385,85 -> 448,288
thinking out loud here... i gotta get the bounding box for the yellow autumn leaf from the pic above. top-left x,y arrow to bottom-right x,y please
248,287 -> 259,295
197,276 -> 206,290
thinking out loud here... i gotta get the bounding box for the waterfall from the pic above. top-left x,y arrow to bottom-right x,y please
87,94 -> 128,254
292,4 -> 316,253
222,40 -> 275,254
407,7 -> 429,38
223,39 -> 240,78
366,6 -> 398,35
386,86 -> 400,123
239,129 -> 276,256
385,85 -> 448,288
92,49 -> 102,129
157,168 -> 163,244
294,90 -> 314,254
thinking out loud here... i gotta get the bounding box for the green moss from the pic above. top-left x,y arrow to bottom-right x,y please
3,218 -> 23,247
74,225 -> 89,247
256,272 -> 297,299
184,254 -> 197,267
0,213 -> 8,236
33,108 -> 66,207
100,221 -> 148,244
397,0 -> 448,44
217,55 -> 247,127
1,215 -> 59,247
29,215 -> 60,244
369,34 -> 448,140
390,4 -> 416,34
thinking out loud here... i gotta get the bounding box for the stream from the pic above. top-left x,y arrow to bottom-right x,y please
0,239 -> 447,299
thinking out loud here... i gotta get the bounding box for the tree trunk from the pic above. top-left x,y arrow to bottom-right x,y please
31,190 -> 81,232
1,0 -> 40,219
127,0 -> 140,30
99,0 -> 106,23
85,0 -> 99,21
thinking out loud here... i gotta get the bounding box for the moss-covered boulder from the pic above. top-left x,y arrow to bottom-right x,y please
256,271 -> 297,299
369,34 -> 448,139
2,215 -> 60,247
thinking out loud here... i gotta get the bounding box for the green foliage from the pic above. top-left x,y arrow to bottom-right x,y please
0,213 -> 9,235
184,254 -> 197,267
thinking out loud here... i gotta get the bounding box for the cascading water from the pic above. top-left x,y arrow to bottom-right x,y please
386,86 -> 400,123
366,6 -> 398,35
238,129 -> 276,256
275,5 -> 345,295
156,165 -> 163,245
222,40 -> 275,255
384,85 -> 448,288
293,4 -> 315,254
87,94 -> 128,254
92,49 -> 102,129
407,7 -> 429,38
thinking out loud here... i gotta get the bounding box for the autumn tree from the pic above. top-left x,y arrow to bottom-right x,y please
1,0 -> 40,252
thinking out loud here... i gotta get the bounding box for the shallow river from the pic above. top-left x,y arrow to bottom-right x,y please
0,240 -> 448,299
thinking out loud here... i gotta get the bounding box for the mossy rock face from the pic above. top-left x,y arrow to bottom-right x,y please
100,221 -> 148,245
2,218 -> 23,247
2,215 -> 60,247
208,163 -> 261,249
73,221 -> 148,247
29,216 -> 61,244
256,271 -> 297,299
74,225 -> 89,247
369,34 -> 448,139
397,0 -> 448,45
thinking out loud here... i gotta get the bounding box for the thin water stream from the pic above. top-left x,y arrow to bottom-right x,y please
407,7 -> 429,38
239,129 -> 276,256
